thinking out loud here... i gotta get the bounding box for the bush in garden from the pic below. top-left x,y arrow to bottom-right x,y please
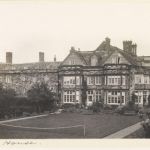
62,103 -> 75,109
115,103 -> 142,115
0,83 -> 17,118
148,95 -> 150,107
91,101 -> 103,113
103,104 -> 113,110
115,105 -> 127,114
27,82 -> 57,113
141,112 -> 150,138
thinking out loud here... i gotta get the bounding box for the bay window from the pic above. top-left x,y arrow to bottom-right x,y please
107,76 -> 126,85
107,91 -> 125,105
63,90 -> 76,103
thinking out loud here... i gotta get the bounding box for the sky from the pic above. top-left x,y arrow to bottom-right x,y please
0,0 -> 150,63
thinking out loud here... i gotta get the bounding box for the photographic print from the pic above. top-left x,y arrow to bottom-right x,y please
0,0 -> 150,142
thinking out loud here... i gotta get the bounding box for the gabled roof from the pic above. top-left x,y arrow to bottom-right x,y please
60,49 -> 87,66
117,48 -> 142,66
95,41 -> 117,52
60,38 -> 142,67
77,51 -> 94,65
101,48 -> 142,66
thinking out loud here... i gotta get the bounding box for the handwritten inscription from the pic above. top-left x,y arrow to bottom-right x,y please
3,140 -> 37,145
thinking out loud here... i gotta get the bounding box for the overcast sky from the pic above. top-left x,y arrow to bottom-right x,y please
0,1 -> 150,63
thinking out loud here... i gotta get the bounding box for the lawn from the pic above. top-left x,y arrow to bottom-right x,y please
0,112 -> 141,139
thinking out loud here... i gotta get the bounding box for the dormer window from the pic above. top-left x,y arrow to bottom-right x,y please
112,58 -> 116,64
69,60 -> 76,65
111,56 -> 121,64
117,57 -> 120,64
91,55 -> 98,66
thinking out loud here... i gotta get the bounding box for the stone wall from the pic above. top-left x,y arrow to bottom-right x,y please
1,70 -> 58,96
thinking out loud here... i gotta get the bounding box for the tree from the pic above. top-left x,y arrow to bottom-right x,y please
27,82 -> 56,113
81,79 -> 87,107
0,83 -> 16,118
131,92 -> 137,104
127,92 -> 137,110
148,95 -> 150,107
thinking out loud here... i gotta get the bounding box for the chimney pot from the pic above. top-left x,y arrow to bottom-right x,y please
54,55 -> 56,62
105,37 -> 111,51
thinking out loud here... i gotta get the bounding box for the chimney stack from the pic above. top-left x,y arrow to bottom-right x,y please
131,44 -> 137,56
123,41 -> 137,55
70,46 -> 76,53
39,52 -> 44,62
54,55 -> 56,62
105,37 -> 111,51
6,52 -> 12,64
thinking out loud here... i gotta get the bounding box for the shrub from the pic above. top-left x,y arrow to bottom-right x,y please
125,101 -> 141,112
141,112 -> 150,138
148,95 -> 150,107
127,101 -> 135,110
27,82 -> 57,113
134,104 -> 142,113
91,101 -> 103,113
75,103 -> 80,109
61,103 -> 75,109
115,105 -> 126,114
61,103 -> 76,113
115,102 -> 141,115
67,107 -> 76,113
103,104 -> 113,110
23,112 -> 31,117
111,105 -> 118,110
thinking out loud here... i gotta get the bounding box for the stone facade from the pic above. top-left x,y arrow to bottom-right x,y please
0,61 -> 60,97
1,37 -> 150,107
59,38 -> 150,106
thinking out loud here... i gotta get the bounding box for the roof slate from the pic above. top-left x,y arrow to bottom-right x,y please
13,62 -> 61,70
69,40 -> 142,67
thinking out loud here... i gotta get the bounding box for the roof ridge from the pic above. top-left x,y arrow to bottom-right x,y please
13,61 -> 62,65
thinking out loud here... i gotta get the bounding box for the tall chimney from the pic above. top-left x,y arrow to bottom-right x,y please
123,41 -> 132,52
39,52 -> 44,62
70,46 -> 75,53
105,37 -> 111,51
123,41 -> 137,55
131,44 -> 137,55
54,55 -> 56,62
6,52 -> 12,64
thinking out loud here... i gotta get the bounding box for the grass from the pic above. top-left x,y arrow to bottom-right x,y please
0,112 -> 141,139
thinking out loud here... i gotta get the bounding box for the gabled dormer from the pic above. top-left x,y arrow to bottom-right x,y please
102,50 -> 131,65
61,47 -> 87,66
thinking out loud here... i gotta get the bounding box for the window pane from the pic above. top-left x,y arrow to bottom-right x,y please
118,78 -> 121,84
112,97 -> 114,103
112,78 -> 114,84
115,97 -> 117,103
89,96 -> 92,101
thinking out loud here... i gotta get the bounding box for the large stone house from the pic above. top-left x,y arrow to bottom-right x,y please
1,37 -> 150,106
59,38 -> 150,106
